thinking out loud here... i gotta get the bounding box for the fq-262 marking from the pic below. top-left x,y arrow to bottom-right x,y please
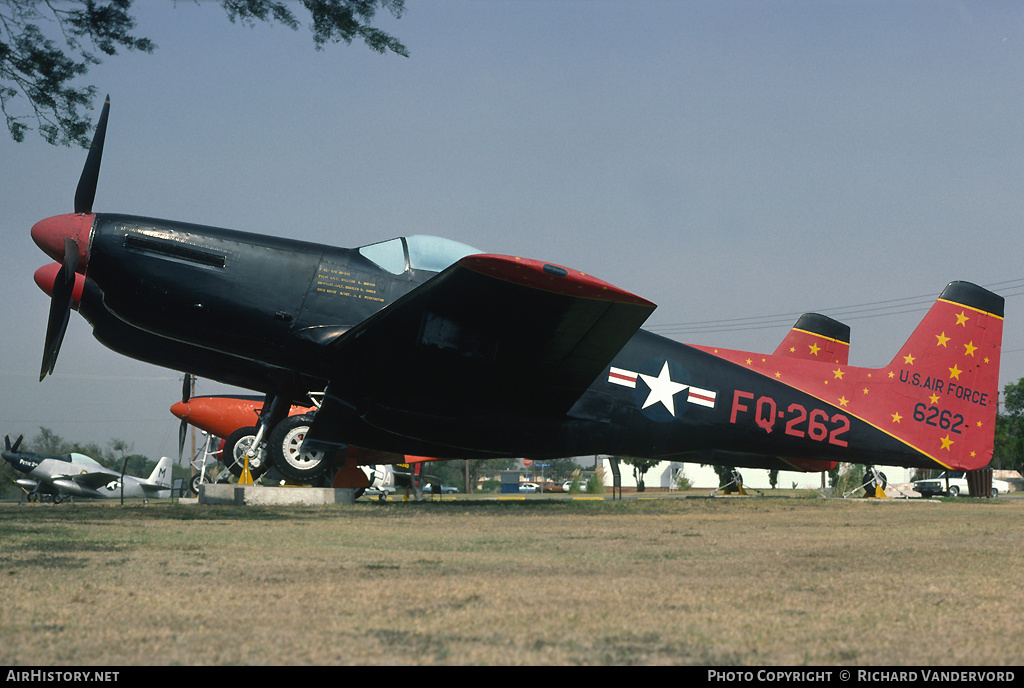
729,390 -> 850,447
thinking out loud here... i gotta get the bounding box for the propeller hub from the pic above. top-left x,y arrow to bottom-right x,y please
33,264 -> 84,309
31,213 -> 94,270
170,401 -> 190,421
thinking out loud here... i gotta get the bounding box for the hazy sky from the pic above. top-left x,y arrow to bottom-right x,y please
2,1 -> 1022,464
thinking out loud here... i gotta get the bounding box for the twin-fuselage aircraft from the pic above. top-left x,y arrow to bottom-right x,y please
30,99 -> 1004,487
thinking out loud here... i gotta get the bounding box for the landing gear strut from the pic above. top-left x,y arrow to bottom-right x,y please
848,465 -> 888,498
711,469 -> 762,496
223,426 -> 270,480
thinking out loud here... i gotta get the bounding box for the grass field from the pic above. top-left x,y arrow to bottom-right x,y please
1,494 -> 1021,666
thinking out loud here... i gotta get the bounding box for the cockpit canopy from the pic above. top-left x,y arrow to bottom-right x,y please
358,235 -> 482,275
68,452 -> 104,467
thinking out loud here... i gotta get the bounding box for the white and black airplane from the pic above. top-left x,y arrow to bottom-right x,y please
3,435 -> 173,502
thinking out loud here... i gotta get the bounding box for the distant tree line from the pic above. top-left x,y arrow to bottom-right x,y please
993,378 -> 1024,474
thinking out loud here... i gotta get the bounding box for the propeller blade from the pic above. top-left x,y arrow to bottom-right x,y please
12,434 -> 23,452
62,236 -> 80,277
74,95 -> 110,215
178,419 -> 188,461
39,238 -> 82,380
40,95 -> 107,379
178,374 -> 193,460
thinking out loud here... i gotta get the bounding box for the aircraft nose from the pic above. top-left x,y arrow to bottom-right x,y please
170,401 -> 190,421
33,264 -> 85,309
31,213 -> 94,270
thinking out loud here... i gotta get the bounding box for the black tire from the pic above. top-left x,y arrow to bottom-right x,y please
223,426 -> 270,479
189,474 -> 201,495
990,488 -> 998,499
267,414 -> 331,482
948,485 -> 960,498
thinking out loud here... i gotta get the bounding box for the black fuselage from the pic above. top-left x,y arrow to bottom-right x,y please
68,213 -> 927,469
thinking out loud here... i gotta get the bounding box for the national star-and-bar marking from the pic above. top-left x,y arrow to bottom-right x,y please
607,364 -> 718,414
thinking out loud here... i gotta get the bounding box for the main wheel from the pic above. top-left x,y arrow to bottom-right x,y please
947,485 -> 960,498
223,426 -> 270,479
268,414 -> 331,482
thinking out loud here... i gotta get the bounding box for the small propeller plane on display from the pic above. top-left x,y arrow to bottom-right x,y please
2,435 -> 173,502
30,99 -> 1004,489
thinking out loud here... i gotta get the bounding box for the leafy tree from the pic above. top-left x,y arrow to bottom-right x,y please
1,0 -> 407,146
422,459 -> 466,492
424,458 -> 518,494
25,425 -> 66,454
542,457 -> 584,482
827,462 -> 865,496
619,456 -> 660,492
710,463 -> 732,488
993,378 -> 1024,473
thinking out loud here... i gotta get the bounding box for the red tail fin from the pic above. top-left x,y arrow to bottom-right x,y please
880,282 -> 1004,470
774,313 -> 850,365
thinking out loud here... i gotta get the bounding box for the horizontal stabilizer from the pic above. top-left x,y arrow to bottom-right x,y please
774,313 -> 850,365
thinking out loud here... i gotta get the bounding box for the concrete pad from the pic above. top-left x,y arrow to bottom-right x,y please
199,484 -> 356,506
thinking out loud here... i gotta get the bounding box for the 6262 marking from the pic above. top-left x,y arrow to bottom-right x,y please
913,403 -> 964,434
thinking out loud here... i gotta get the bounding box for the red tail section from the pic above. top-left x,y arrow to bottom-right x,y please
774,313 -> 850,365
709,282 -> 1003,471
876,282 -> 1004,469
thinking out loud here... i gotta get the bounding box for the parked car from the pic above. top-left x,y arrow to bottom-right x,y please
562,480 -> 587,493
423,483 -> 459,494
518,482 -> 539,493
913,471 -> 1010,498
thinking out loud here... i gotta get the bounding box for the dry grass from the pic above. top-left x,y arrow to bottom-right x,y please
1,496 -> 1021,665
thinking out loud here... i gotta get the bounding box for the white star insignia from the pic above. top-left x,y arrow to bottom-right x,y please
638,361 -> 688,417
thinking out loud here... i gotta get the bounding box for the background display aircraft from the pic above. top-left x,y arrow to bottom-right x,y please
2,435 -> 173,502
30,100 -> 1003,487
